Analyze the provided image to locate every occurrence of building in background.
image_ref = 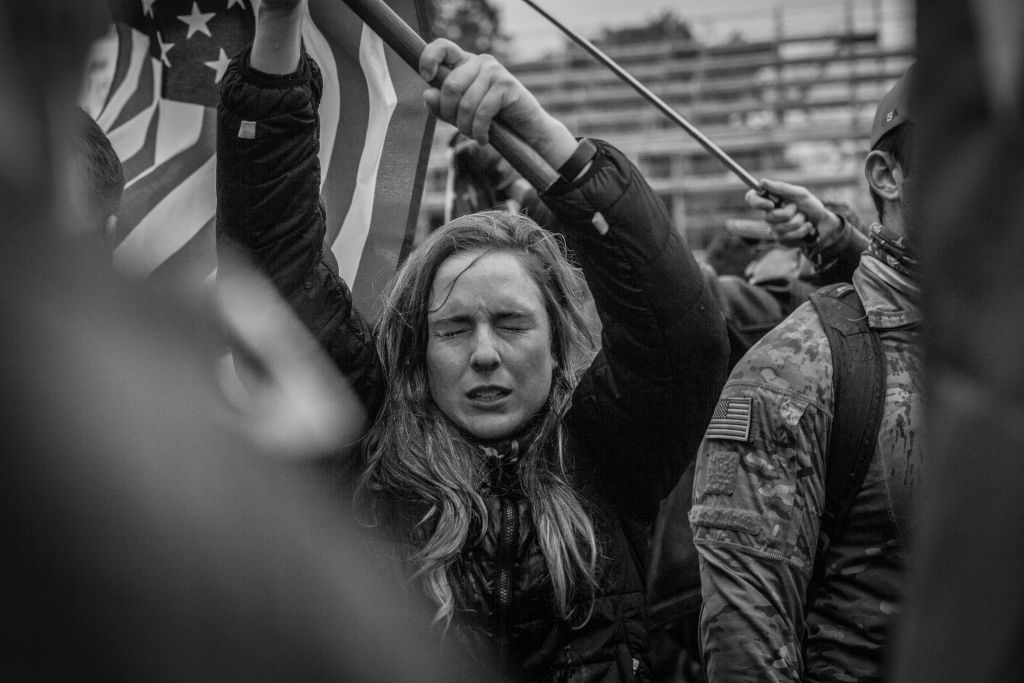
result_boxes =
[419,0,914,252]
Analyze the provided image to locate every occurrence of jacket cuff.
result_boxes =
[235,45,314,88]
[539,138,632,220]
[221,47,322,120]
[808,202,868,272]
[542,138,611,196]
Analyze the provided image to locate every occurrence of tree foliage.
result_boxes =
[599,11,694,46]
[426,0,508,57]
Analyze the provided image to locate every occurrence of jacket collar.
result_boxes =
[853,252,922,330]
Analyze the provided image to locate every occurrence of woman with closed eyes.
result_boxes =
[216,2,728,679]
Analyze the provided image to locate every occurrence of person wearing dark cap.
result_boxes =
[689,66,922,681]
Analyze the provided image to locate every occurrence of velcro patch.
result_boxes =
[778,397,807,427]
[703,451,739,495]
[689,504,761,537]
[238,120,256,139]
[706,396,752,442]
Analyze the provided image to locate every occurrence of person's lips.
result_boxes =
[466,385,512,404]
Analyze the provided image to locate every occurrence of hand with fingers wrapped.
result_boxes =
[419,39,578,173]
[745,178,843,248]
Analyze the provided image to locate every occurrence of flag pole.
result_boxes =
[520,0,766,196]
[339,0,560,192]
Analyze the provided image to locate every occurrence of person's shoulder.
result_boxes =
[726,301,833,402]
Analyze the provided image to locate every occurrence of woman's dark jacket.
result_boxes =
[216,50,728,681]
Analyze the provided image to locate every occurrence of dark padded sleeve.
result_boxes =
[216,49,383,416]
[543,140,729,521]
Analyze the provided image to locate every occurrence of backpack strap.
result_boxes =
[805,283,886,607]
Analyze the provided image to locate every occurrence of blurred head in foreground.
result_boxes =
[0,3,459,679]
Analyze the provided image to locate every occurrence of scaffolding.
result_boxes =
[419,0,915,249]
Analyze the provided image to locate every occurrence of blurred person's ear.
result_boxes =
[105,215,118,241]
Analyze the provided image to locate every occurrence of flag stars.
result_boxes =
[158,32,175,67]
[227,0,246,8]
[205,47,231,84]
[141,0,157,18]
[178,2,216,40]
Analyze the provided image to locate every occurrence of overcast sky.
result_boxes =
[490,0,914,59]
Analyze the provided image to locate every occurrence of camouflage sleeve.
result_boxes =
[689,306,833,681]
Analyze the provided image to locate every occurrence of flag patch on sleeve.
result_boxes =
[706,397,752,442]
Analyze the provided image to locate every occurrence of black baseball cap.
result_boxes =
[870,65,915,149]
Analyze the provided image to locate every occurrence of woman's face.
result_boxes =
[426,249,554,441]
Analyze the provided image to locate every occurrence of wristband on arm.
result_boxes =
[557,138,598,182]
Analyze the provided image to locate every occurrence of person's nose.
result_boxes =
[469,325,500,372]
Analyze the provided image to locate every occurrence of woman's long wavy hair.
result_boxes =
[356,210,600,629]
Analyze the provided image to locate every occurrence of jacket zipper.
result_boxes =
[495,495,517,668]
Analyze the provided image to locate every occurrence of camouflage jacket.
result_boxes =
[690,252,923,682]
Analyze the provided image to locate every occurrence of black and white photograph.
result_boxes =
[4,1,1020,681]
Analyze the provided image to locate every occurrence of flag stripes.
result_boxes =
[358,23,437,289]
[99,25,151,132]
[706,397,753,442]
[115,155,216,278]
[117,101,161,181]
[114,108,215,245]
[334,26,396,291]
[90,0,433,309]
[305,2,370,250]
[149,219,216,287]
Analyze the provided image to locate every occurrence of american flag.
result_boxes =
[705,396,752,442]
[87,0,434,308]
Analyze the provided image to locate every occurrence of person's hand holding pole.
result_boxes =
[745,178,841,247]
[419,39,579,180]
